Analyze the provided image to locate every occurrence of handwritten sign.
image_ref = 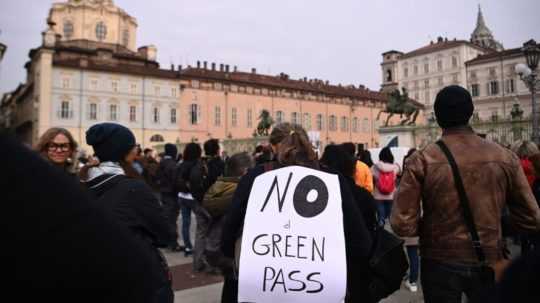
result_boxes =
[238,166,347,303]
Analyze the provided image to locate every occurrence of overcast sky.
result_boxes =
[1,0,539,94]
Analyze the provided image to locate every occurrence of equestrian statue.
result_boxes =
[256,109,274,136]
[376,87,424,126]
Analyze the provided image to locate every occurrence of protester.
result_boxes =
[400,148,420,293]
[511,140,539,187]
[340,142,374,193]
[142,148,160,193]
[221,122,373,303]
[372,146,401,226]
[202,152,254,276]
[391,85,540,303]
[320,144,378,231]
[82,123,174,302]
[157,143,183,252]
[203,139,225,191]
[523,152,540,252]
[35,127,79,176]
[2,132,176,303]
[176,142,209,267]
[132,144,144,174]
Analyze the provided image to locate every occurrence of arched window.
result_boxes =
[150,134,164,142]
[386,69,393,82]
[95,22,107,41]
[63,21,74,39]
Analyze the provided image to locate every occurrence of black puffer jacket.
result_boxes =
[87,174,173,247]
[177,160,206,202]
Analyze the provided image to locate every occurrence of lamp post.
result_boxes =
[516,39,540,144]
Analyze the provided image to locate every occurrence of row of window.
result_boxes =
[470,79,515,97]
[402,56,459,78]
[58,101,177,124]
[63,20,130,46]
[403,74,460,91]
[61,78,178,97]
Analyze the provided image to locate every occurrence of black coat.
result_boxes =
[204,156,225,192]
[1,133,170,303]
[220,163,373,302]
[157,156,178,194]
[177,160,206,202]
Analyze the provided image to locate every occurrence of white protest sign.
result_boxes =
[238,166,347,303]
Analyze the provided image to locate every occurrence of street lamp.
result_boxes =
[516,39,540,144]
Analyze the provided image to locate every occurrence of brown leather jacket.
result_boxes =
[391,127,540,264]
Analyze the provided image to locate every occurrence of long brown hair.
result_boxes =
[270,122,318,169]
[35,127,79,172]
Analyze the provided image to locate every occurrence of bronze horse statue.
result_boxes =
[376,88,423,126]
[256,109,274,136]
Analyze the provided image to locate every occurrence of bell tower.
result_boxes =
[380,50,403,93]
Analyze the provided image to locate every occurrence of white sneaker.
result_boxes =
[405,281,418,292]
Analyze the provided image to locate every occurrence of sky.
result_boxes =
[0,0,539,95]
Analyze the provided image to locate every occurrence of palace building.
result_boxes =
[0,0,392,151]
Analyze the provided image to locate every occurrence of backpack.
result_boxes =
[376,169,396,195]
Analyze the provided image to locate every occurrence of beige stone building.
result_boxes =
[0,0,394,152]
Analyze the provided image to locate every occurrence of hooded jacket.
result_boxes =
[203,176,240,218]
[371,161,401,200]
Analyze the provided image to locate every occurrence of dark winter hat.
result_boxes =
[434,85,474,128]
[86,123,136,162]
[164,143,178,158]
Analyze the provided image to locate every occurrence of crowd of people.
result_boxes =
[4,84,540,303]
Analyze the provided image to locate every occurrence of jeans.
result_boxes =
[421,258,493,303]
[180,198,193,250]
[406,245,419,283]
[376,200,393,226]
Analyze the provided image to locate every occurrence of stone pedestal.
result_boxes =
[378,125,417,148]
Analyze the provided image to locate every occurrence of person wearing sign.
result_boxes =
[221,123,373,303]
[372,147,401,227]
[391,86,540,303]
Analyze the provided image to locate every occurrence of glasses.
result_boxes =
[47,143,71,152]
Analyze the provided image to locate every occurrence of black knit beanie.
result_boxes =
[434,85,474,128]
[86,123,136,162]
[164,143,178,158]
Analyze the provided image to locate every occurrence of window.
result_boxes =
[129,105,136,122]
[424,79,429,89]
[63,21,74,39]
[154,86,160,96]
[62,78,70,89]
[95,22,107,41]
[59,101,71,119]
[352,117,359,132]
[122,29,129,47]
[424,63,429,74]
[438,77,444,86]
[231,107,238,127]
[506,79,515,94]
[170,108,176,124]
[452,56,458,68]
[489,81,499,95]
[316,114,323,131]
[109,104,118,121]
[303,113,311,130]
[489,68,496,77]
[153,107,160,123]
[291,112,298,125]
[89,103,97,120]
[470,71,477,79]
[414,80,419,89]
[413,65,418,75]
[362,118,370,133]
[471,84,480,97]
[329,115,337,131]
[150,134,164,142]
[437,60,443,71]
[111,81,118,92]
[403,68,409,78]
[340,116,348,132]
[386,69,393,82]
[214,106,221,126]
[414,92,419,101]
[171,88,177,98]
[130,84,137,94]
[90,79,98,90]
[452,74,459,84]
[247,109,253,128]
[424,91,430,105]
[276,111,284,123]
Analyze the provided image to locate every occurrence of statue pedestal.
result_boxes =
[378,126,417,148]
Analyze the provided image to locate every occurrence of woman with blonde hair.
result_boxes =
[35,127,79,175]
[220,122,373,302]
[511,140,539,187]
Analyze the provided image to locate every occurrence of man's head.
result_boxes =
[339,142,356,157]
[204,139,220,157]
[143,148,153,158]
[225,152,254,177]
[164,143,178,159]
[434,85,474,129]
